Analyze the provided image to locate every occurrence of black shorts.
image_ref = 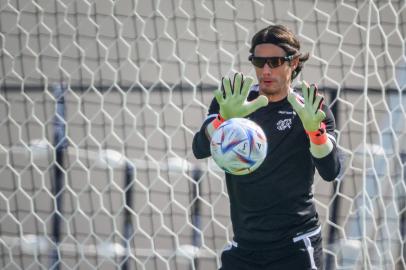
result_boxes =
[219,227,323,270]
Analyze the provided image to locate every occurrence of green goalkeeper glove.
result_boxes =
[288,81,333,158]
[214,73,268,120]
[287,81,326,132]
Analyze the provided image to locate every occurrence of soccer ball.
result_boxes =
[210,118,267,175]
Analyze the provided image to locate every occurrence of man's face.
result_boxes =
[252,43,298,101]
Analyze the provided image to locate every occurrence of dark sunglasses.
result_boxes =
[248,55,296,69]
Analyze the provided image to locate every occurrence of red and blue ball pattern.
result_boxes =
[210,118,267,175]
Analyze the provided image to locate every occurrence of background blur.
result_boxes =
[1,0,406,269]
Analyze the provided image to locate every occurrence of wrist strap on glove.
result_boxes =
[206,114,225,140]
[306,122,328,145]
[212,114,225,129]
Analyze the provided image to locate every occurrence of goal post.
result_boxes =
[1,0,406,270]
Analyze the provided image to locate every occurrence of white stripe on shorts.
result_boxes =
[222,240,238,252]
[293,226,321,270]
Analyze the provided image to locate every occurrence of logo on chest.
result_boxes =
[276,118,292,131]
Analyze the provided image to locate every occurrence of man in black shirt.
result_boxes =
[192,25,341,270]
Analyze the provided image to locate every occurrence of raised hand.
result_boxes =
[214,73,268,120]
[287,81,326,132]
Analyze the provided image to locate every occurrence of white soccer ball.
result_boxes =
[210,118,267,175]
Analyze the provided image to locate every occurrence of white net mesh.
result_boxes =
[1,0,406,269]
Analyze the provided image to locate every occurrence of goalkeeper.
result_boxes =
[192,24,341,270]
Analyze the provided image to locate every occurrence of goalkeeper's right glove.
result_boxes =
[206,73,268,139]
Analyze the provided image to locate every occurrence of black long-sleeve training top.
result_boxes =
[192,84,341,250]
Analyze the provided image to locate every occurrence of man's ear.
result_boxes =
[290,57,299,69]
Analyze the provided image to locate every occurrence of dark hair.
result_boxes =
[249,24,309,80]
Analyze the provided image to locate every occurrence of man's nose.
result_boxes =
[262,63,272,75]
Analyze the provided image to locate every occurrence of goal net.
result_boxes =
[0,0,405,269]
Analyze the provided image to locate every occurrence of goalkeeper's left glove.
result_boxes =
[288,81,325,133]
[288,81,333,157]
